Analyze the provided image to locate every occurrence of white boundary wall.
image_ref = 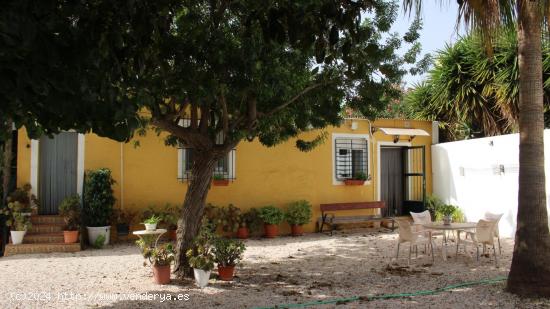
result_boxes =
[432,131,550,238]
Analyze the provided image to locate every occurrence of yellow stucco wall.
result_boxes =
[16,118,433,233]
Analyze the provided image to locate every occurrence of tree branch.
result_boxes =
[262,82,328,117]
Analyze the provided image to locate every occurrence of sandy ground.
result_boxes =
[1,228,549,309]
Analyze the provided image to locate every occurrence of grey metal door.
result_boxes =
[380,147,404,217]
[39,132,78,214]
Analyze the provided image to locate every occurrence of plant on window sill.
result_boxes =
[343,172,368,186]
[212,174,229,186]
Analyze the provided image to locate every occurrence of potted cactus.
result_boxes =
[59,195,81,243]
[1,201,32,244]
[285,200,312,236]
[212,237,246,281]
[258,206,285,238]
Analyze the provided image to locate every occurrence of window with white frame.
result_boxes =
[176,119,236,181]
[334,136,369,181]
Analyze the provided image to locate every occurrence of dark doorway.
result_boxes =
[380,147,404,217]
[38,132,78,214]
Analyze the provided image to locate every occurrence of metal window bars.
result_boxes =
[177,147,236,181]
[334,138,368,180]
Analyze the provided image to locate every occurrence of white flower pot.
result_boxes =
[10,230,26,245]
[86,226,111,246]
[144,223,157,231]
[193,268,211,288]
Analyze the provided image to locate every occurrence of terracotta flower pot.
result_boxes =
[290,225,304,236]
[217,265,235,281]
[344,179,365,186]
[63,230,79,243]
[213,179,229,186]
[237,227,249,239]
[169,229,177,241]
[152,265,171,284]
[263,224,279,238]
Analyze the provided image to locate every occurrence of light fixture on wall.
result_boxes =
[350,121,358,130]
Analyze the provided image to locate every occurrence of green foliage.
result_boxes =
[258,206,285,225]
[404,28,550,141]
[239,208,262,232]
[143,215,162,224]
[7,184,38,213]
[83,168,115,227]
[186,220,216,271]
[111,208,138,225]
[285,200,313,226]
[212,174,225,181]
[353,172,368,181]
[425,195,465,223]
[212,237,246,267]
[93,234,106,249]
[59,195,81,231]
[159,204,181,230]
[202,204,242,233]
[0,201,32,231]
[137,241,175,267]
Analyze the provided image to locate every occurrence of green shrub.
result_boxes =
[212,237,246,267]
[258,205,285,225]
[285,200,312,226]
[143,214,162,224]
[0,201,32,231]
[59,195,81,231]
[137,241,175,266]
[186,220,216,271]
[94,234,106,248]
[83,168,115,227]
[240,208,262,232]
[353,172,368,181]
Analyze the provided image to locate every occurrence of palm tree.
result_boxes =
[404,1,550,296]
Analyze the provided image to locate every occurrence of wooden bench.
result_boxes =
[317,201,395,235]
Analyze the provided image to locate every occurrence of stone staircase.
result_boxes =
[3,215,81,256]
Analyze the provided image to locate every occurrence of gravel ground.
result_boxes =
[1,228,549,309]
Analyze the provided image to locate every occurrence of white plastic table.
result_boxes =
[133,229,167,248]
[422,222,477,261]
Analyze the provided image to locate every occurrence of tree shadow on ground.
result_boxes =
[98,229,532,309]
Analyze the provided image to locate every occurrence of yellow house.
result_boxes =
[15,118,435,234]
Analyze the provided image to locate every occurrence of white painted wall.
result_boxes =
[432,131,550,237]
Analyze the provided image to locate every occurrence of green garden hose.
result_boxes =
[252,276,507,309]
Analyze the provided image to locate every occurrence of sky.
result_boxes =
[391,1,464,86]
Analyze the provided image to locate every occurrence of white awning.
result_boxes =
[378,127,430,137]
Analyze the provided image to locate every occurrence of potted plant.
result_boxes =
[212,174,229,186]
[160,204,180,240]
[285,200,312,236]
[112,208,138,236]
[237,208,263,239]
[83,168,115,246]
[187,220,216,288]
[258,205,285,238]
[212,237,246,281]
[344,172,368,185]
[137,241,175,285]
[0,201,32,244]
[7,184,39,216]
[440,204,457,225]
[143,214,161,231]
[217,204,241,237]
[59,195,81,243]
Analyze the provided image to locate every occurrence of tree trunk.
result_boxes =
[174,150,217,277]
[507,2,550,297]
[1,120,13,203]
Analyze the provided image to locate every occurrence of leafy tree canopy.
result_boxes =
[403,28,550,141]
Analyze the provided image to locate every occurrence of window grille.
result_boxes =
[178,147,236,181]
[334,138,368,180]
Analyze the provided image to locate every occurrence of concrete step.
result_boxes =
[4,243,80,256]
[30,215,65,225]
[23,232,65,244]
[28,224,64,234]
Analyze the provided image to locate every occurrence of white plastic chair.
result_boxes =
[410,210,445,239]
[456,219,498,266]
[484,212,503,254]
[395,218,435,264]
